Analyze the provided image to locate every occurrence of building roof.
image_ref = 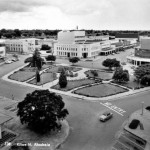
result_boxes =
[111,42,123,47]
[124,108,150,142]
[0,112,12,125]
[115,33,139,39]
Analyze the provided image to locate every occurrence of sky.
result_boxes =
[0,0,150,30]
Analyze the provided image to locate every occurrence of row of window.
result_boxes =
[57,47,78,51]
[8,44,23,47]
[9,47,23,52]
[57,51,77,56]
[82,48,88,51]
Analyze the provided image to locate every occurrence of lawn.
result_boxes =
[112,75,147,90]
[27,72,57,86]
[46,65,82,73]
[51,79,96,91]
[73,83,128,97]
[8,71,36,82]
[85,70,113,80]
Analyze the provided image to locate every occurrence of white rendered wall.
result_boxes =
[141,38,150,50]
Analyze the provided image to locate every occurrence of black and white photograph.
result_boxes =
[0,0,150,150]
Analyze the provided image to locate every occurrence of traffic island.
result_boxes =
[3,117,70,150]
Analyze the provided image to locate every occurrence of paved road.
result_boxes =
[0,54,150,150]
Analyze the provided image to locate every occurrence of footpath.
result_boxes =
[2,64,150,102]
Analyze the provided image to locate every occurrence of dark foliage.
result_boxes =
[41,44,51,50]
[141,75,150,86]
[46,55,56,62]
[134,64,150,81]
[24,50,45,70]
[59,70,68,88]
[102,58,120,70]
[69,57,80,65]
[17,90,69,134]
[112,67,129,82]
[36,70,40,83]
[90,70,98,77]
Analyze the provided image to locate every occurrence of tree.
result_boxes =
[46,55,56,63]
[141,75,150,86]
[59,70,67,88]
[14,29,21,37]
[91,70,98,78]
[69,57,80,65]
[113,67,129,83]
[41,44,51,50]
[134,64,150,81]
[17,90,69,134]
[36,70,40,83]
[24,50,45,70]
[102,58,120,70]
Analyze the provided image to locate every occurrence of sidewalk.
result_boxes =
[2,64,150,102]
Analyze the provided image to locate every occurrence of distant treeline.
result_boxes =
[0,29,149,39]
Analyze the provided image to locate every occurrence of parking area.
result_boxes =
[56,48,135,70]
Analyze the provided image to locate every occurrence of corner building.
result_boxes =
[54,30,101,58]
[127,37,150,66]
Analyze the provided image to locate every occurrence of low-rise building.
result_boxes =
[112,107,150,150]
[5,38,41,54]
[127,37,150,66]
[115,33,139,41]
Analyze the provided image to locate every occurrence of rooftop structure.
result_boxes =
[54,30,102,58]
[127,37,150,66]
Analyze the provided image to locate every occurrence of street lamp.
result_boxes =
[139,79,141,89]
[141,101,144,115]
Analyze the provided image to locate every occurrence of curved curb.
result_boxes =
[54,120,70,150]
[2,64,150,103]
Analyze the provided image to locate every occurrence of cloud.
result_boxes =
[47,0,112,15]
[0,0,150,30]
[0,0,47,13]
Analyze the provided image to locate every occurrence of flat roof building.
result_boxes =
[5,38,41,54]
[54,30,102,58]
[113,108,150,150]
[127,37,150,66]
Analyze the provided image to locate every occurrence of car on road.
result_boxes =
[5,60,13,64]
[99,111,113,122]
[11,58,19,62]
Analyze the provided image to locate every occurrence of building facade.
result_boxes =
[127,37,150,66]
[54,30,102,58]
[0,47,6,58]
[5,38,41,54]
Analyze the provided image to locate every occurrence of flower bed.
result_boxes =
[27,72,57,86]
[51,79,96,91]
[73,83,128,97]
[85,70,113,80]
[8,71,36,82]
[46,65,82,73]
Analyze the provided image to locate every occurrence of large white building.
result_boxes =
[5,38,41,54]
[54,30,102,58]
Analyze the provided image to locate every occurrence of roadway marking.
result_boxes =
[100,102,126,116]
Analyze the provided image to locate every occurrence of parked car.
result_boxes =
[11,58,19,62]
[99,111,113,122]
[5,60,13,64]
